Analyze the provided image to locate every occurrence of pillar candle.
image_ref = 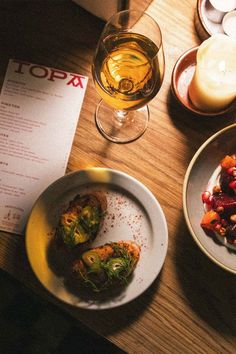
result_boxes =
[189,34,236,112]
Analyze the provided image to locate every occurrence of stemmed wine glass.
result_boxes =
[92,10,165,143]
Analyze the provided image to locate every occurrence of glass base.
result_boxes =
[95,100,149,143]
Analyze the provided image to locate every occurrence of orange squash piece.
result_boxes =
[200,210,220,230]
[220,155,236,170]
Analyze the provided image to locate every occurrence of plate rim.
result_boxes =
[183,123,236,275]
[25,167,169,309]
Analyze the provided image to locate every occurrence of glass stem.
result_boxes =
[114,109,128,123]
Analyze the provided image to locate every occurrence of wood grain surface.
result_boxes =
[0,1,236,353]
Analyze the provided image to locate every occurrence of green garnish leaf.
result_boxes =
[79,243,136,292]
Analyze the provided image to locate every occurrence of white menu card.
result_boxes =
[0,59,88,235]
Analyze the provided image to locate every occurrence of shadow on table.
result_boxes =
[166,88,236,156]
[174,214,236,337]
[0,1,104,87]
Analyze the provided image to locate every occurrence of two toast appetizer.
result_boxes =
[72,241,140,292]
[56,191,140,292]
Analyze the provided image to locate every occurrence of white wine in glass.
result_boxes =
[92,10,165,143]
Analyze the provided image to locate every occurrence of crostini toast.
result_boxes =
[72,241,140,292]
[56,191,107,249]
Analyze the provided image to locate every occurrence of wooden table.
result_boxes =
[0,1,236,353]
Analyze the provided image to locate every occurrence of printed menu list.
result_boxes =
[0,59,88,235]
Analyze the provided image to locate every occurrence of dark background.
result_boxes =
[0,269,125,353]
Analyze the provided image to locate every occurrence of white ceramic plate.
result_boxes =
[183,124,236,275]
[26,168,168,309]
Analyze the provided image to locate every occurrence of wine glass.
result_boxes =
[92,9,165,143]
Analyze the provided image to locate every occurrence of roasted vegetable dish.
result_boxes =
[201,154,236,246]
[57,192,107,249]
[72,241,140,292]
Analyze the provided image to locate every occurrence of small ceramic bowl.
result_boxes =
[195,0,225,40]
[183,123,236,274]
[171,46,236,116]
[222,10,236,39]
